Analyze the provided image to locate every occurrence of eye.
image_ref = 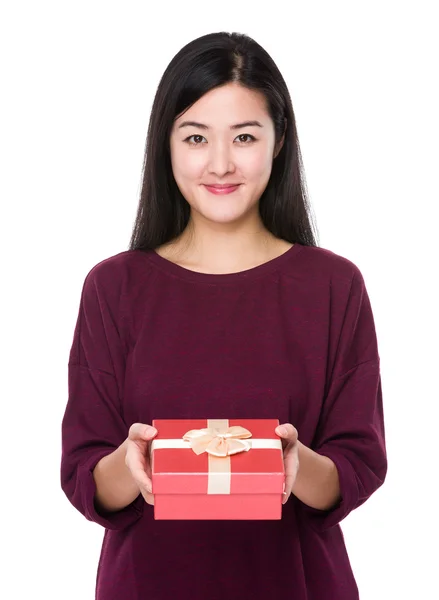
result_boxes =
[184,134,206,146]
[183,133,256,146]
[236,134,256,144]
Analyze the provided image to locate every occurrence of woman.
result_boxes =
[60,31,387,599]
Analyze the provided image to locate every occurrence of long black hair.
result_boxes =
[128,31,319,251]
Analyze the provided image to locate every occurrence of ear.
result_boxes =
[273,118,287,159]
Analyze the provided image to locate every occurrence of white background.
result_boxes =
[1,1,437,598]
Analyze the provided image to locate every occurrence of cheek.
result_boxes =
[173,152,204,183]
[240,149,273,178]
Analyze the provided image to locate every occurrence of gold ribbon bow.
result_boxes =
[182,425,253,457]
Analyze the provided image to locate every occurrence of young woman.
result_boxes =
[60,31,387,600]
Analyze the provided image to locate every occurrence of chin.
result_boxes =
[199,207,253,224]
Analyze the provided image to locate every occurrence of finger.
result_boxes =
[127,424,159,496]
[127,424,158,484]
[282,445,300,504]
[275,423,298,443]
[283,464,296,504]
[143,431,157,478]
[141,489,155,506]
[129,423,158,441]
[275,424,293,452]
[125,444,153,493]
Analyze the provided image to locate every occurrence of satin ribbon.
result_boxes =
[182,425,253,457]
[151,419,283,494]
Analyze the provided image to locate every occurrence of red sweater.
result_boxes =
[60,242,387,599]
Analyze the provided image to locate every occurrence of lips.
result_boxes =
[205,184,241,189]
[204,184,241,195]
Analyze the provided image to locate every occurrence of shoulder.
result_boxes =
[295,243,365,288]
[81,249,155,296]
[85,249,154,280]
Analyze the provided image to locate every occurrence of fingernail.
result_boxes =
[277,426,287,435]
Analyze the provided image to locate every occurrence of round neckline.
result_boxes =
[142,242,303,284]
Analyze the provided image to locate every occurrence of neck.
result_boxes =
[160,217,288,274]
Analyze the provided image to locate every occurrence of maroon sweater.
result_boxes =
[60,242,387,599]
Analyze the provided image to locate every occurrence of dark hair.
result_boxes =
[128,31,319,251]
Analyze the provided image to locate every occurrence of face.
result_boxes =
[169,83,284,228]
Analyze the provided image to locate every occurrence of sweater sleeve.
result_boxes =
[297,267,387,532]
[60,265,144,530]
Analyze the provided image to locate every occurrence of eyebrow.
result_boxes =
[177,120,264,130]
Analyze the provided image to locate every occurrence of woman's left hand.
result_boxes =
[275,423,300,504]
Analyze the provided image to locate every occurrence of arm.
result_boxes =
[93,439,141,513]
[60,265,145,530]
[295,268,387,532]
[292,442,341,511]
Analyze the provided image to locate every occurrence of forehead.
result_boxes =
[173,84,269,129]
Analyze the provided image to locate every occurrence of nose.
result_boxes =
[206,142,236,176]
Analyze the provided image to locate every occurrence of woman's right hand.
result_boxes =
[125,423,158,506]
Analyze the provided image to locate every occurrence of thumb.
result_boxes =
[128,423,158,442]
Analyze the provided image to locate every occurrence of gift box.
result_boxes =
[150,418,285,520]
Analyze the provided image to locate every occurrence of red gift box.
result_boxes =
[150,418,286,520]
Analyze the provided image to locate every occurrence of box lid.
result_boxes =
[151,418,285,495]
